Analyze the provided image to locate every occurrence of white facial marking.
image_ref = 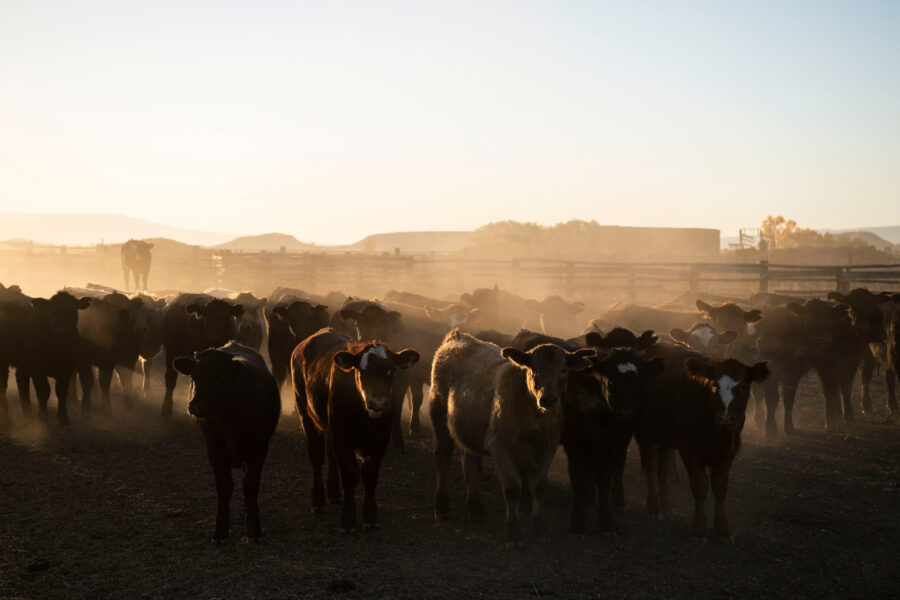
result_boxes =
[617,363,638,374]
[718,375,739,411]
[366,408,383,419]
[359,345,388,371]
[746,323,757,336]
[691,325,716,347]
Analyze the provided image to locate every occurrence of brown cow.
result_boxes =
[291,328,419,533]
[430,330,594,546]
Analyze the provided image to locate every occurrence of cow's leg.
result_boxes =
[638,440,661,520]
[0,365,8,418]
[817,369,843,429]
[210,454,233,542]
[15,368,31,417]
[325,442,341,505]
[98,367,114,411]
[360,452,383,530]
[140,357,153,399]
[595,453,616,535]
[390,384,406,453]
[710,461,734,542]
[765,379,780,440]
[611,433,631,511]
[461,452,483,519]
[680,452,709,542]
[430,394,454,520]
[333,436,360,534]
[243,456,264,540]
[859,355,875,415]
[782,383,798,438]
[838,364,855,424]
[885,368,898,416]
[123,268,130,291]
[297,401,327,513]
[658,447,675,518]
[565,446,590,536]
[751,383,765,429]
[490,447,523,548]
[78,364,93,415]
[408,381,424,437]
[115,364,135,410]
[55,373,71,425]
[529,464,553,540]
[162,356,177,419]
[33,375,50,421]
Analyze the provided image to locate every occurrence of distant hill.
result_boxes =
[346,231,472,253]
[215,233,315,251]
[0,213,236,247]
[824,226,900,245]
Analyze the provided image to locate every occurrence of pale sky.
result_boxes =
[1,1,898,244]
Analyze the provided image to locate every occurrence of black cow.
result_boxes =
[638,342,769,541]
[75,292,146,413]
[0,284,32,419]
[265,291,330,393]
[174,342,280,542]
[509,330,663,535]
[291,328,418,532]
[161,294,243,418]
[27,291,92,424]
[121,239,153,292]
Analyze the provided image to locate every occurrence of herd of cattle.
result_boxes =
[0,281,897,546]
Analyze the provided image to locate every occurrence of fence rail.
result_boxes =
[2,243,899,304]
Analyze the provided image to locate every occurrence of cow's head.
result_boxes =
[339,303,402,342]
[828,289,893,344]
[591,349,664,420]
[685,357,770,430]
[585,327,657,351]
[500,344,595,411]
[333,344,420,419]
[424,304,483,330]
[787,299,852,357]
[32,291,91,339]
[271,301,330,341]
[669,323,738,358]
[174,349,241,420]
[696,300,763,337]
[187,299,243,347]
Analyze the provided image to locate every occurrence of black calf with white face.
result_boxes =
[593,349,664,420]
[685,357,770,429]
[501,344,595,411]
[333,344,420,419]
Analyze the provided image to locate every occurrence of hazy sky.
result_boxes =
[1,1,898,244]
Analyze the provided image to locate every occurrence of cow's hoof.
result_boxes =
[691,536,707,544]
[241,535,261,544]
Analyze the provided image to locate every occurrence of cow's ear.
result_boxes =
[718,330,739,345]
[154,298,166,309]
[786,302,803,317]
[272,306,289,320]
[339,308,360,322]
[745,309,763,324]
[696,300,714,314]
[669,328,688,344]
[584,331,607,348]
[173,357,196,375]
[333,351,360,371]
[644,356,665,377]
[467,308,484,323]
[231,304,244,318]
[187,304,205,317]
[566,348,596,371]
[31,298,49,310]
[568,301,585,314]
[393,349,420,369]
[501,347,531,368]
[129,297,144,310]
[684,357,714,381]
[315,304,328,312]
[750,361,771,383]
[827,291,847,303]
[77,297,92,310]
[638,330,658,349]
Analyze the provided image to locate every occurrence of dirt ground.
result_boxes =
[0,368,897,600]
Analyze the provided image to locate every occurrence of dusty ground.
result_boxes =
[0,370,898,600]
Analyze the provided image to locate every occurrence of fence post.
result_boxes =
[758,260,769,294]
[627,265,637,302]
[565,262,575,298]
[834,267,848,292]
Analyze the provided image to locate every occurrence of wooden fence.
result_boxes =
[2,243,899,305]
